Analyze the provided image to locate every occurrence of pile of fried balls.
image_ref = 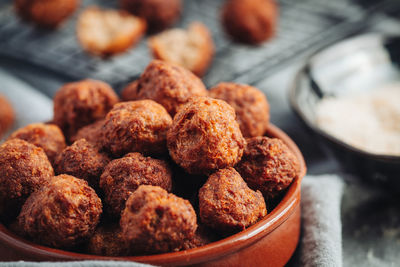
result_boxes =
[0,60,299,256]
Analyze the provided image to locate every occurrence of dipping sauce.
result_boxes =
[315,83,400,156]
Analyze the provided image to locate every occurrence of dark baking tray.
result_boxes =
[0,0,396,88]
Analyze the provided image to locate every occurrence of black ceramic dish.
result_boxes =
[290,33,400,190]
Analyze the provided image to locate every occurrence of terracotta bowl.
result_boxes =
[0,124,306,267]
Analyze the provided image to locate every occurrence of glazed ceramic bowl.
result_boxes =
[290,33,400,190]
[0,124,306,267]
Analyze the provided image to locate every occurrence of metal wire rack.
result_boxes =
[0,0,396,88]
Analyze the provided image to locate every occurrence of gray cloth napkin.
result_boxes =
[0,69,345,267]
[300,175,344,267]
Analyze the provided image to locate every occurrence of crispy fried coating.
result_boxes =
[69,119,105,147]
[120,80,139,101]
[14,0,79,28]
[209,82,270,137]
[236,137,299,199]
[222,0,278,44]
[77,6,146,57]
[100,152,172,217]
[53,79,119,140]
[120,185,197,254]
[149,22,215,77]
[167,96,245,175]
[120,0,182,33]
[101,100,172,157]
[17,174,102,248]
[86,223,129,256]
[136,60,208,116]
[54,139,110,189]
[0,94,15,139]
[199,168,267,233]
[0,139,54,221]
[8,123,66,164]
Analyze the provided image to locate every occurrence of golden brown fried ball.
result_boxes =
[69,119,105,147]
[120,80,139,101]
[0,94,15,139]
[120,185,197,254]
[0,139,54,221]
[54,139,110,189]
[149,22,215,77]
[8,123,66,164]
[222,0,278,44]
[100,152,172,217]
[236,137,299,199]
[167,96,245,175]
[53,79,119,140]
[199,168,267,233]
[101,100,172,157]
[17,174,102,249]
[77,6,147,57]
[86,223,129,256]
[14,0,80,28]
[120,0,182,33]
[209,82,270,137]
[136,60,208,116]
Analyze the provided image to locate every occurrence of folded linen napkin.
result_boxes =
[0,69,345,267]
[300,175,344,267]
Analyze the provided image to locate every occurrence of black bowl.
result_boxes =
[290,33,400,190]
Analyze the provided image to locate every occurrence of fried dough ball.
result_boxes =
[8,123,66,164]
[236,137,299,199]
[100,152,172,217]
[69,119,105,147]
[120,0,182,33]
[209,82,270,137]
[149,22,215,77]
[77,6,146,57]
[222,0,278,44]
[0,94,15,139]
[167,96,245,175]
[86,223,128,256]
[14,0,79,28]
[101,100,172,157]
[54,139,110,189]
[120,185,197,254]
[136,60,208,116]
[0,139,54,221]
[17,174,102,249]
[120,80,139,101]
[199,168,267,233]
[53,79,119,140]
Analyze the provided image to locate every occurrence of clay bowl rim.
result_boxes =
[0,123,306,265]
